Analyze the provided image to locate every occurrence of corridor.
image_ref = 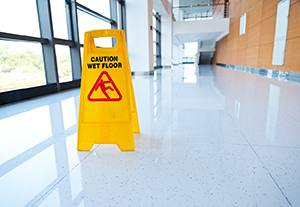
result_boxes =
[0,64,299,206]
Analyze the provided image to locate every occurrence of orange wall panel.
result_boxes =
[238,33,248,49]
[246,46,259,67]
[249,0,260,8]
[231,50,238,65]
[247,24,261,48]
[237,48,247,66]
[231,36,238,51]
[284,37,300,73]
[287,1,300,39]
[290,0,300,5]
[229,3,240,24]
[258,43,273,69]
[247,0,262,29]
[259,15,276,45]
[240,0,249,16]
[261,0,280,20]
[214,0,300,73]
[232,20,239,37]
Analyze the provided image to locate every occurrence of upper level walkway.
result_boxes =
[172,3,230,55]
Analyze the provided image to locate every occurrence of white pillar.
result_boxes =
[173,44,180,65]
[126,0,153,74]
[161,0,173,67]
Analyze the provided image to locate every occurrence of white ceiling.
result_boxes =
[174,32,224,43]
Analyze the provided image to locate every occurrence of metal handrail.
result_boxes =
[173,2,229,21]
[172,3,228,9]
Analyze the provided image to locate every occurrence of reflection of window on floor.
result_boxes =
[182,42,197,63]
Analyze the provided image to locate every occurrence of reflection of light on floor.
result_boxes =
[183,65,197,83]
[61,97,76,130]
[0,146,57,207]
[154,81,157,93]
[265,84,281,144]
[235,99,241,119]
[0,106,52,165]
[154,106,157,116]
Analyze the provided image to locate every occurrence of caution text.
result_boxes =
[87,62,122,69]
[87,56,122,69]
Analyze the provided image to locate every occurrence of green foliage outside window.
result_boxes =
[0,45,43,72]
[0,44,72,92]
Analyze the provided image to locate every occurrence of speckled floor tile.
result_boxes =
[0,65,299,207]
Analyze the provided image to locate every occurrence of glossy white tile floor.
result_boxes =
[0,64,300,207]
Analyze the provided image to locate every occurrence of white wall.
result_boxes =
[172,44,180,64]
[161,0,172,67]
[126,0,153,73]
[173,18,230,35]
[153,0,168,15]
[161,15,172,66]
[173,0,179,7]
[148,0,154,72]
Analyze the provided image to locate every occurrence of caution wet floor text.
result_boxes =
[77,29,139,151]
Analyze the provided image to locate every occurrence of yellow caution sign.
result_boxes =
[77,29,139,151]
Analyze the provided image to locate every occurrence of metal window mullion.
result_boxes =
[76,2,115,24]
[156,14,161,67]
[120,0,126,32]
[0,32,48,44]
[116,1,121,30]
[110,0,117,47]
[66,0,81,80]
[36,0,60,91]
[110,0,118,29]
[54,38,75,47]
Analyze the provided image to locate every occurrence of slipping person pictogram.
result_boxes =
[96,79,114,99]
[87,71,122,102]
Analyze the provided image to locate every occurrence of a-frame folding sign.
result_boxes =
[77,29,140,151]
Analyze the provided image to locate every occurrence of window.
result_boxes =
[153,10,161,68]
[77,10,111,44]
[182,42,197,63]
[0,0,124,105]
[55,45,72,83]
[76,0,111,18]
[153,42,157,67]
[0,40,45,92]
[272,0,290,65]
[0,0,40,37]
[240,13,246,36]
[50,0,69,39]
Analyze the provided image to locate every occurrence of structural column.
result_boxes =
[161,0,173,67]
[126,0,154,74]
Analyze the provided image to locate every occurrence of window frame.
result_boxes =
[0,0,124,105]
[153,11,161,69]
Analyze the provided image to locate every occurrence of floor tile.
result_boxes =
[0,64,299,207]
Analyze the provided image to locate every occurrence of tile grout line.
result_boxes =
[210,66,293,206]
[245,139,293,207]
[228,111,293,206]
[29,147,97,207]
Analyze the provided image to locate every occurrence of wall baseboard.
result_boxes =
[216,63,300,85]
